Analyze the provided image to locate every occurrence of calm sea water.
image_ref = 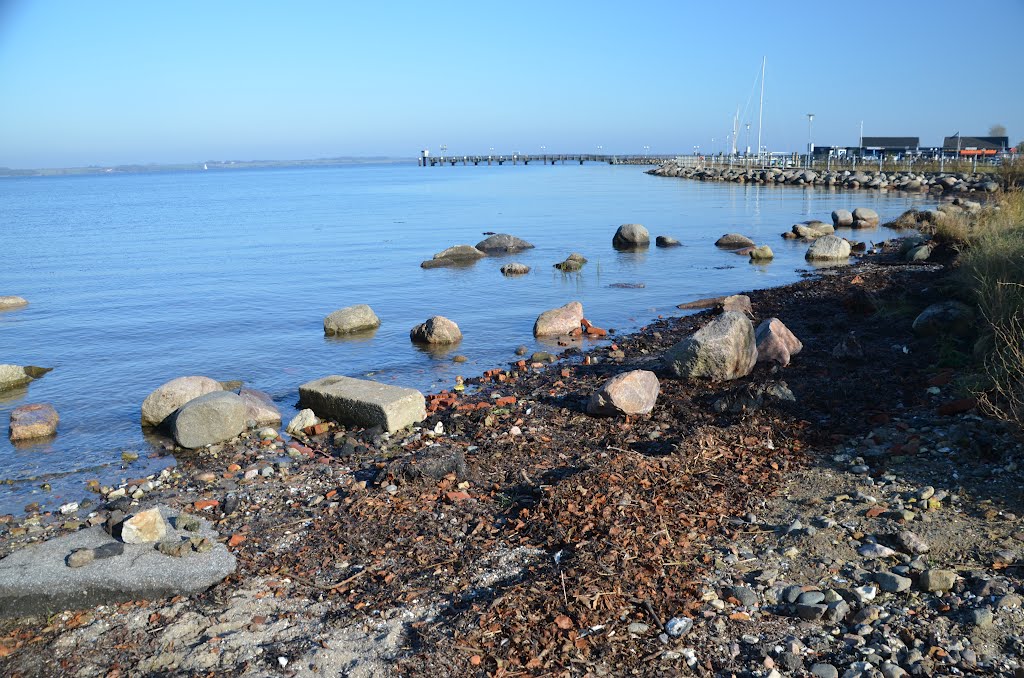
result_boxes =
[0,163,927,513]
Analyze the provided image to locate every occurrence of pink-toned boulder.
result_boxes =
[533,301,584,337]
[755,318,803,367]
[587,370,660,416]
[141,376,223,427]
[9,403,59,441]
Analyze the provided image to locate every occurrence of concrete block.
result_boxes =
[298,375,426,433]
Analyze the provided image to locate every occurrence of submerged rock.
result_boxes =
[238,388,282,428]
[852,207,880,228]
[612,223,650,249]
[0,295,28,310]
[715,233,755,249]
[475,233,534,254]
[500,262,530,276]
[9,403,59,441]
[324,304,380,335]
[831,209,854,228]
[410,316,462,344]
[805,235,851,261]
[533,301,584,337]
[0,364,51,392]
[420,244,485,269]
[749,245,774,261]
[655,235,681,247]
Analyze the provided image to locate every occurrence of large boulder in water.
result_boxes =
[533,301,584,337]
[664,311,758,381]
[324,304,380,335]
[852,207,880,229]
[587,370,660,416]
[0,296,28,310]
[805,235,851,261]
[420,245,485,269]
[169,391,247,449]
[715,233,755,249]
[831,209,854,228]
[410,316,462,344]
[475,234,534,254]
[0,365,51,392]
[612,224,650,250]
[9,403,59,441]
[141,376,223,428]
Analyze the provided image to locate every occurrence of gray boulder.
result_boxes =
[905,245,932,262]
[612,223,650,249]
[664,311,758,381]
[656,235,682,247]
[420,244,485,269]
[852,207,880,228]
[170,391,247,449]
[912,301,976,338]
[141,376,223,428]
[792,222,834,239]
[238,388,282,427]
[587,370,660,416]
[298,375,426,434]
[410,315,462,344]
[0,505,234,618]
[749,245,774,261]
[475,233,534,254]
[324,304,380,335]
[715,233,755,249]
[533,301,584,336]
[501,262,531,276]
[805,235,851,261]
[0,364,52,392]
[0,296,28,310]
[831,209,854,228]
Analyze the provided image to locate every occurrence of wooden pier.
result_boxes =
[418,153,675,167]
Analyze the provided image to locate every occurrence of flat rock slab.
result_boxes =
[0,506,235,618]
[298,375,426,434]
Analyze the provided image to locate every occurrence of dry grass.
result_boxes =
[959,191,1024,429]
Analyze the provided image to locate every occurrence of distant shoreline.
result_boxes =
[0,156,414,178]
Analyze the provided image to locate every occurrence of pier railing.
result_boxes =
[419,154,673,167]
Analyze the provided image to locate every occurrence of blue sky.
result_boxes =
[1,0,1021,168]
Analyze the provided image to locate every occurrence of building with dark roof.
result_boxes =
[861,137,920,152]
[942,135,1010,155]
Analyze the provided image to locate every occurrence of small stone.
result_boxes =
[858,543,897,559]
[59,502,79,515]
[92,542,124,559]
[851,586,877,603]
[627,622,650,634]
[665,617,693,637]
[66,548,95,568]
[874,572,912,593]
[920,568,957,592]
[190,536,214,553]
[797,591,825,605]
[175,514,201,532]
[894,530,930,555]
[120,507,168,544]
[796,603,827,620]
[157,539,192,558]
[968,608,994,628]
[811,663,839,678]
[728,586,758,607]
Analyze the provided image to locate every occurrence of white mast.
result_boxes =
[756,56,765,164]
[731,107,739,155]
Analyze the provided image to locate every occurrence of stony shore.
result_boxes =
[2,236,1023,677]
[648,159,1002,194]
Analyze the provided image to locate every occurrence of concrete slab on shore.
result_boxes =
[298,375,426,434]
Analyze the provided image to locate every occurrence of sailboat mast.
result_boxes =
[732,108,739,156]
[756,56,765,164]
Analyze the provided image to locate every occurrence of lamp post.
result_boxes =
[643,145,650,157]
[745,123,751,156]
[806,113,814,168]
[440,144,447,161]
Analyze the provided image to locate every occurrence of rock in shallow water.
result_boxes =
[410,315,462,344]
[170,391,247,449]
[9,403,59,441]
[533,301,584,337]
[323,304,380,335]
[141,375,223,428]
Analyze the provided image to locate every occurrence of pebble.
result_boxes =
[920,568,957,592]
[665,617,693,637]
[968,608,994,627]
[66,548,94,568]
[874,572,912,593]
[59,502,79,515]
[627,622,649,634]
[894,530,930,554]
[797,591,825,605]
[811,663,839,678]
[858,543,897,559]
[728,586,758,607]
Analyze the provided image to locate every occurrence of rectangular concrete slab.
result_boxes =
[298,375,426,433]
[0,506,235,618]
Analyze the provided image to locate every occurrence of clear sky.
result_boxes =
[1,0,1021,168]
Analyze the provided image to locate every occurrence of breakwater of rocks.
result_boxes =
[647,159,1001,193]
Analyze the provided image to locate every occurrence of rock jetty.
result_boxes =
[648,159,1001,193]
